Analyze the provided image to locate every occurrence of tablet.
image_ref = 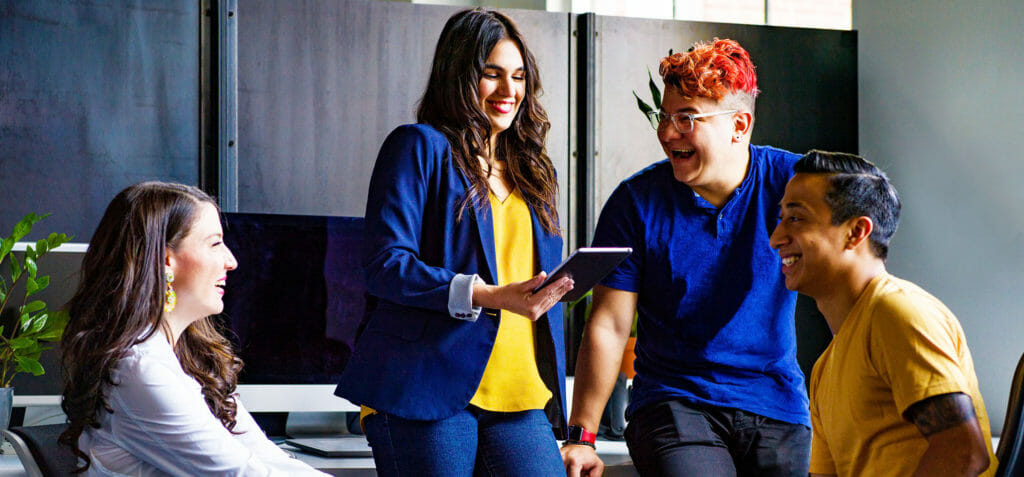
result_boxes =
[284,436,373,458]
[532,247,632,302]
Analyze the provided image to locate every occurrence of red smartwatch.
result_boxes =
[565,425,597,448]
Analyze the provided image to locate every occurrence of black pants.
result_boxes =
[624,399,811,477]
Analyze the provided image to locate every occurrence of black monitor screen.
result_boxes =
[219,213,366,385]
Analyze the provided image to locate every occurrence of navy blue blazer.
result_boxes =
[335,124,567,434]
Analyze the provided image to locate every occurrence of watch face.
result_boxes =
[567,425,584,440]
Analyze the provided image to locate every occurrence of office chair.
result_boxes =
[996,351,1024,477]
[2,424,77,477]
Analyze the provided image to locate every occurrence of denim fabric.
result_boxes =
[364,407,566,477]
[624,399,811,477]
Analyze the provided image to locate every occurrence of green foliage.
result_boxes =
[0,213,71,388]
[633,67,664,130]
[567,289,638,337]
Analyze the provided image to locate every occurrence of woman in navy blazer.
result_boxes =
[336,8,574,476]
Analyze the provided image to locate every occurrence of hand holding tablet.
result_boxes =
[532,247,632,302]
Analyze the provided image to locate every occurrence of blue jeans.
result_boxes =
[363,407,566,477]
[625,399,811,477]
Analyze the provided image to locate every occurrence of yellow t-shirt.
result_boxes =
[468,189,552,411]
[808,273,997,476]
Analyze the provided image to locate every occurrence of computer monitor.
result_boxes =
[219,213,366,412]
[8,212,367,416]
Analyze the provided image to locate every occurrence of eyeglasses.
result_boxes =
[644,109,738,134]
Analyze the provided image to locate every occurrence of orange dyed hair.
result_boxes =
[659,38,759,102]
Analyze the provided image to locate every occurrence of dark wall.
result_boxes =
[0,0,199,242]
[235,0,570,222]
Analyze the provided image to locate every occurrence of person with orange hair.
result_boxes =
[562,39,811,476]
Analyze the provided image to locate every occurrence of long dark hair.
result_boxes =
[58,182,243,472]
[417,8,560,235]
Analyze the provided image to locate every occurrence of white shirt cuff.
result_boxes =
[448,273,484,321]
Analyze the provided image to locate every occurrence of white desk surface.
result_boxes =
[281,436,636,477]
[0,437,636,477]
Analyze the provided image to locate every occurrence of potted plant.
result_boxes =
[0,213,71,431]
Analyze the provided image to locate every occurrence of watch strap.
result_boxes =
[566,425,597,444]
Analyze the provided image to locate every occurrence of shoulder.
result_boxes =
[866,275,961,339]
[111,333,187,389]
[615,160,673,196]
[380,124,451,156]
[388,123,447,143]
[750,144,800,191]
[374,124,454,176]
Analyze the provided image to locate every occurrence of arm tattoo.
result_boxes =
[905,392,977,437]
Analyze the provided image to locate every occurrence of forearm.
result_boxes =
[912,425,990,477]
[472,282,503,309]
[569,327,628,431]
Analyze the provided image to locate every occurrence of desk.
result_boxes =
[0,434,636,476]
[282,437,637,477]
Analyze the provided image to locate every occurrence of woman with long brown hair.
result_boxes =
[59,182,325,475]
[335,8,574,476]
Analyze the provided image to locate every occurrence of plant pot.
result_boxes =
[620,336,637,379]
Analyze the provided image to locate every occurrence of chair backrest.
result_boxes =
[2,424,78,477]
[996,351,1024,477]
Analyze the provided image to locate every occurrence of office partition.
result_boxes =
[234,0,571,225]
[0,0,200,241]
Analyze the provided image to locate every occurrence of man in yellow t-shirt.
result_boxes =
[769,150,996,477]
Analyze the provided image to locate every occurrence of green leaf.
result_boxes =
[22,312,47,335]
[35,238,48,255]
[24,244,36,261]
[15,356,44,376]
[8,337,34,350]
[633,92,658,129]
[26,275,48,297]
[36,310,67,341]
[633,91,653,114]
[11,213,43,243]
[648,68,661,110]
[19,300,45,315]
[25,254,37,278]
[47,232,70,249]
[0,237,14,264]
[25,276,38,296]
[9,253,21,282]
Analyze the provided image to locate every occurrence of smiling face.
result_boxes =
[769,173,853,299]
[657,87,748,201]
[478,38,525,143]
[165,202,237,322]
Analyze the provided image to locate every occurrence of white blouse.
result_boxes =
[79,331,328,476]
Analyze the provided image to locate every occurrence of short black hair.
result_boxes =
[793,150,901,259]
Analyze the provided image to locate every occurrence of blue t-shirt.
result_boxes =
[592,145,809,426]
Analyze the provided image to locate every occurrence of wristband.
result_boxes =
[565,425,597,445]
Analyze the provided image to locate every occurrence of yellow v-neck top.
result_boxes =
[360,189,551,422]
[469,189,552,411]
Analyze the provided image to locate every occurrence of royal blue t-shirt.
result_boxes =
[593,145,809,426]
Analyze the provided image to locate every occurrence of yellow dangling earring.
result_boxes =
[164,270,176,313]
